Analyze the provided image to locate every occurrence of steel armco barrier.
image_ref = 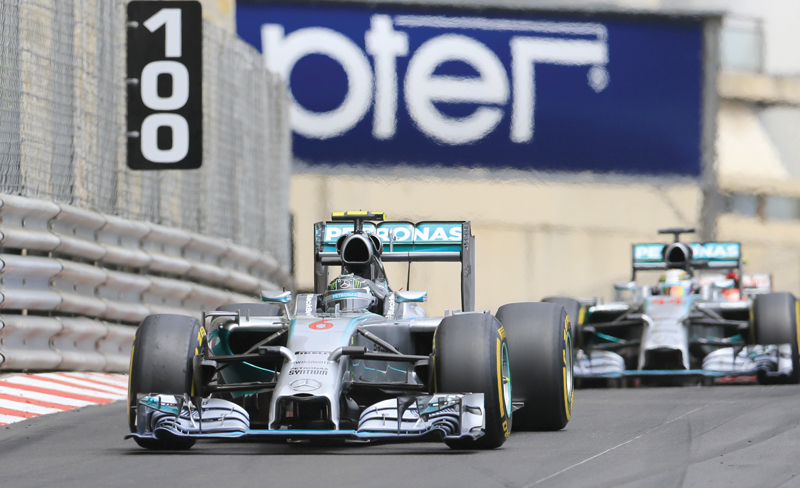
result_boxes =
[0,193,294,373]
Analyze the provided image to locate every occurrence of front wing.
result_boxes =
[126,393,486,445]
[575,345,793,380]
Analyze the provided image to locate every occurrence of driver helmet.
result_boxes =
[658,269,695,297]
[322,274,377,313]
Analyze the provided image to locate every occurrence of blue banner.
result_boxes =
[237,3,705,176]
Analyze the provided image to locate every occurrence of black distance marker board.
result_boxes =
[127,1,202,170]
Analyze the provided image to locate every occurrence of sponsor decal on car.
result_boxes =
[309,320,334,330]
[328,292,360,300]
[323,222,462,244]
[690,243,740,260]
[633,242,741,263]
[288,367,329,376]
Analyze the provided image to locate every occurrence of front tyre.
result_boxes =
[433,312,511,450]
[128,314,203,450]
[496,302,573,431]
[753,292,800,384]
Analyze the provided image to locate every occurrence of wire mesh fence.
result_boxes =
[0,0,291,267]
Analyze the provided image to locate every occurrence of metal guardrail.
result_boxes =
[0,1,292,267]
[0,193,294,372]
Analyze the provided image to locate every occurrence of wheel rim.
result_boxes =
[501,342,512,417]
[565,330,574,404]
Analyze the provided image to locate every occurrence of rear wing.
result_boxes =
[313,221,476,311]
[632,242,742,278]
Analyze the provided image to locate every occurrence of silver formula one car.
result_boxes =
[546,228,799,387]
[126,211,573,450]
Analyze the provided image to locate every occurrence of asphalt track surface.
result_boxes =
[2,386,800,488]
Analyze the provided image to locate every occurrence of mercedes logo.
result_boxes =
[290,378,322,392]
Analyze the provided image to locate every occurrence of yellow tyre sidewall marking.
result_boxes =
[562,315,572,420]
[496,337,505,418]
[496,335,511,438]
[191,326,207,396]
[795,300,799,359]
[196,326,206,356]
[432,332,437,392]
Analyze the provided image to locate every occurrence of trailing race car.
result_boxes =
[547,228,799,386]
[126,211,573,450]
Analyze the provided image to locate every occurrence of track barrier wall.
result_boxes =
[0,193,293,372]
[0,0,291,265]
[0,1,293,372]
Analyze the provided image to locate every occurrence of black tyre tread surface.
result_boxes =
[216,302,282,316]
[542,296,584,349]
[496,302,572,431]
[542,297,581,327]
[433,312,510,450]
[753,292,799,384]
[128,314,202,450]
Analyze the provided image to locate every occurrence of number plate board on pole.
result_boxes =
[127,1,202,170]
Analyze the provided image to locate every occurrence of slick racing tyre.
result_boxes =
[216,302,282,316]
[128,314,203,450]
[496,302,573,431]
[543,296,584,350]
[433,312,511,450]
[753,292,800,384]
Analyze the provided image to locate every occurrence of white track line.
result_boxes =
[526,404,712,486]
[0,413,27,424]
[40,374,127,395]
[0,398,61,415]
[73,372,129,384]
[0,373,128,425]
[4,377,123,400]
[63,372,129,388]
[0,385,94,407]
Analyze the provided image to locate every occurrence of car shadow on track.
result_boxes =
[119,444,475,456]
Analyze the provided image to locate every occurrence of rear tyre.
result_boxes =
[753,292,800,384]
[128,314,203,450]
[433,312,511,450]
[216,302,281,316]
[542,296,584,349]
[496,302,572,431]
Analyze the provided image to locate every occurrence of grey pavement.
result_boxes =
[1,386,799,488]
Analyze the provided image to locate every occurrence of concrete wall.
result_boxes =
[717,215,800,293]
[291,172,702,314]
[716,75,800,297]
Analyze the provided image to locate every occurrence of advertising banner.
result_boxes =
[238,2,706,176]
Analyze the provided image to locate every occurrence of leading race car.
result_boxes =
[547,228,799,387]
[126,211,573,450]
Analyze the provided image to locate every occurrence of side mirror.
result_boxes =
[261,290,292,303]
[613,281,636,291]
[614,281,637,302]
[711,279,735,290]
[396,291,427,303]
[262,290,292,318]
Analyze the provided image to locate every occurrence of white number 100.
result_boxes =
[139,8,190,164]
